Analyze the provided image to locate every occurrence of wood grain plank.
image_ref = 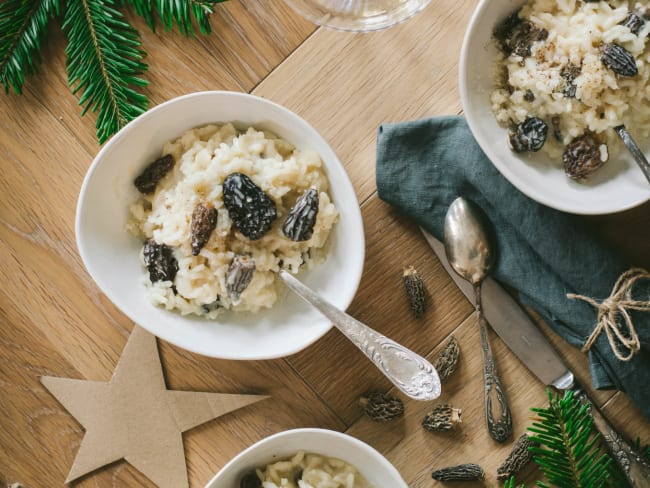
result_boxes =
[343,310,646,487]
[252,0,476,203]
[0,309,344,487]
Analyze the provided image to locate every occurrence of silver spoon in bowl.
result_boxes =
[444,197,512,442]
[614,125,650,184]
[278,269,441,401]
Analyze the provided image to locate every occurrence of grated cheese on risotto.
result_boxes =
[253,451,372,488]
[127,123,338,317]
[491,0,650,164]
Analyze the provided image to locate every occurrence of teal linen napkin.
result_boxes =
[376,115,650,419]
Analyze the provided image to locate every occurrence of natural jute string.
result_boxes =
[567,268,650,362]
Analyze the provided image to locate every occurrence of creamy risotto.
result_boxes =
[243,451,372,488]
[491,0,650,179]
[128,123,338,317]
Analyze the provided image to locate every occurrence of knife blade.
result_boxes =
[421,228,650,487]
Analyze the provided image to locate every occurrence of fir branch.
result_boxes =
[528,390,611,488]
[0,0,59,94]
[63,0,149,143]
[126,0,226,35]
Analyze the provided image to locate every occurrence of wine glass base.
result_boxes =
[284,0,432,32]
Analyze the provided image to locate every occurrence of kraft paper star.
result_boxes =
[41,326,268,487]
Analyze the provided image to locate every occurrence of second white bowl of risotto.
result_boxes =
[76,91,364,359]
[204,428,408,488]
[460,0,650,214]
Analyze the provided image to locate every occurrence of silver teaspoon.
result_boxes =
[614,125,650,184]
[278,269,441,401]
[444,197,512,442]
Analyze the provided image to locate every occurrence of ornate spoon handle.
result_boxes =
[475,282,512,442]
[568,382,650,488]
[278,270,441,401]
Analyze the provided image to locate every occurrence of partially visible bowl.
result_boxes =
[76,91,364,360]
[459,0,650,215]
[204,428,408,487]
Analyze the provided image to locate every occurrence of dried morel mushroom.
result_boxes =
[497,433,536,481]
[494,12,548,58]
[563,132,608,180]
[222,173,277,240]
[283,187,319,242]
[143,238,178,283]
[422,404,462,432]
[359,392,404,422]
[190,204,218,255]
[620,11,645,35]
[431,463,484,482]
[508,117,547,153]
[510,21,548,57]
[601,43,638,77]
[134,154,175,194]
[403,266,426,317]
[494,9,523,50]
[239,471,261,488]
[226,255,256,301]
[433,336,460,383]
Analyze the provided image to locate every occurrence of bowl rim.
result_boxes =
[203,427,408,488]
[459,0,650,215]
[75,90,365,359]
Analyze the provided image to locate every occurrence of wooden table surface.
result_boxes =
[2,1,649,487]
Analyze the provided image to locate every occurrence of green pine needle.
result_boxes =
[2,0,224,143]
[0,0,60,94]
[528,390,612,488]
[63,0,149,143]
[126,0,227,35]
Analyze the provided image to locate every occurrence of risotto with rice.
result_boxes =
[490,0,650,180]
[242,451,372,488]
[127,123,338,317]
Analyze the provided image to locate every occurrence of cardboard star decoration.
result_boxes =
[41,326,268,487]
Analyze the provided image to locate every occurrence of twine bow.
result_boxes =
[567,268,650,362]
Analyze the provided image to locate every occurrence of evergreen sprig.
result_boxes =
[528,390,612,488]
[129,0,226,35]
[496,393,649,488]
[0,0,226,144]
[64,0,149,143]
[0,0,60,94]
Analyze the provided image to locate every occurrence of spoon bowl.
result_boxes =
[443,198,495,285]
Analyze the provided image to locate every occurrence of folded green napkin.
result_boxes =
[376,115,650,419]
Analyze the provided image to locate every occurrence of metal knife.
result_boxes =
[422,228,650,488]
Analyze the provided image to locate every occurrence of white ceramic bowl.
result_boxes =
[204,428,408,487]
[76,91,364,360]
[460,0,650,215]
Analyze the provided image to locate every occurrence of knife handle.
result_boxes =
[570,384,650,488]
